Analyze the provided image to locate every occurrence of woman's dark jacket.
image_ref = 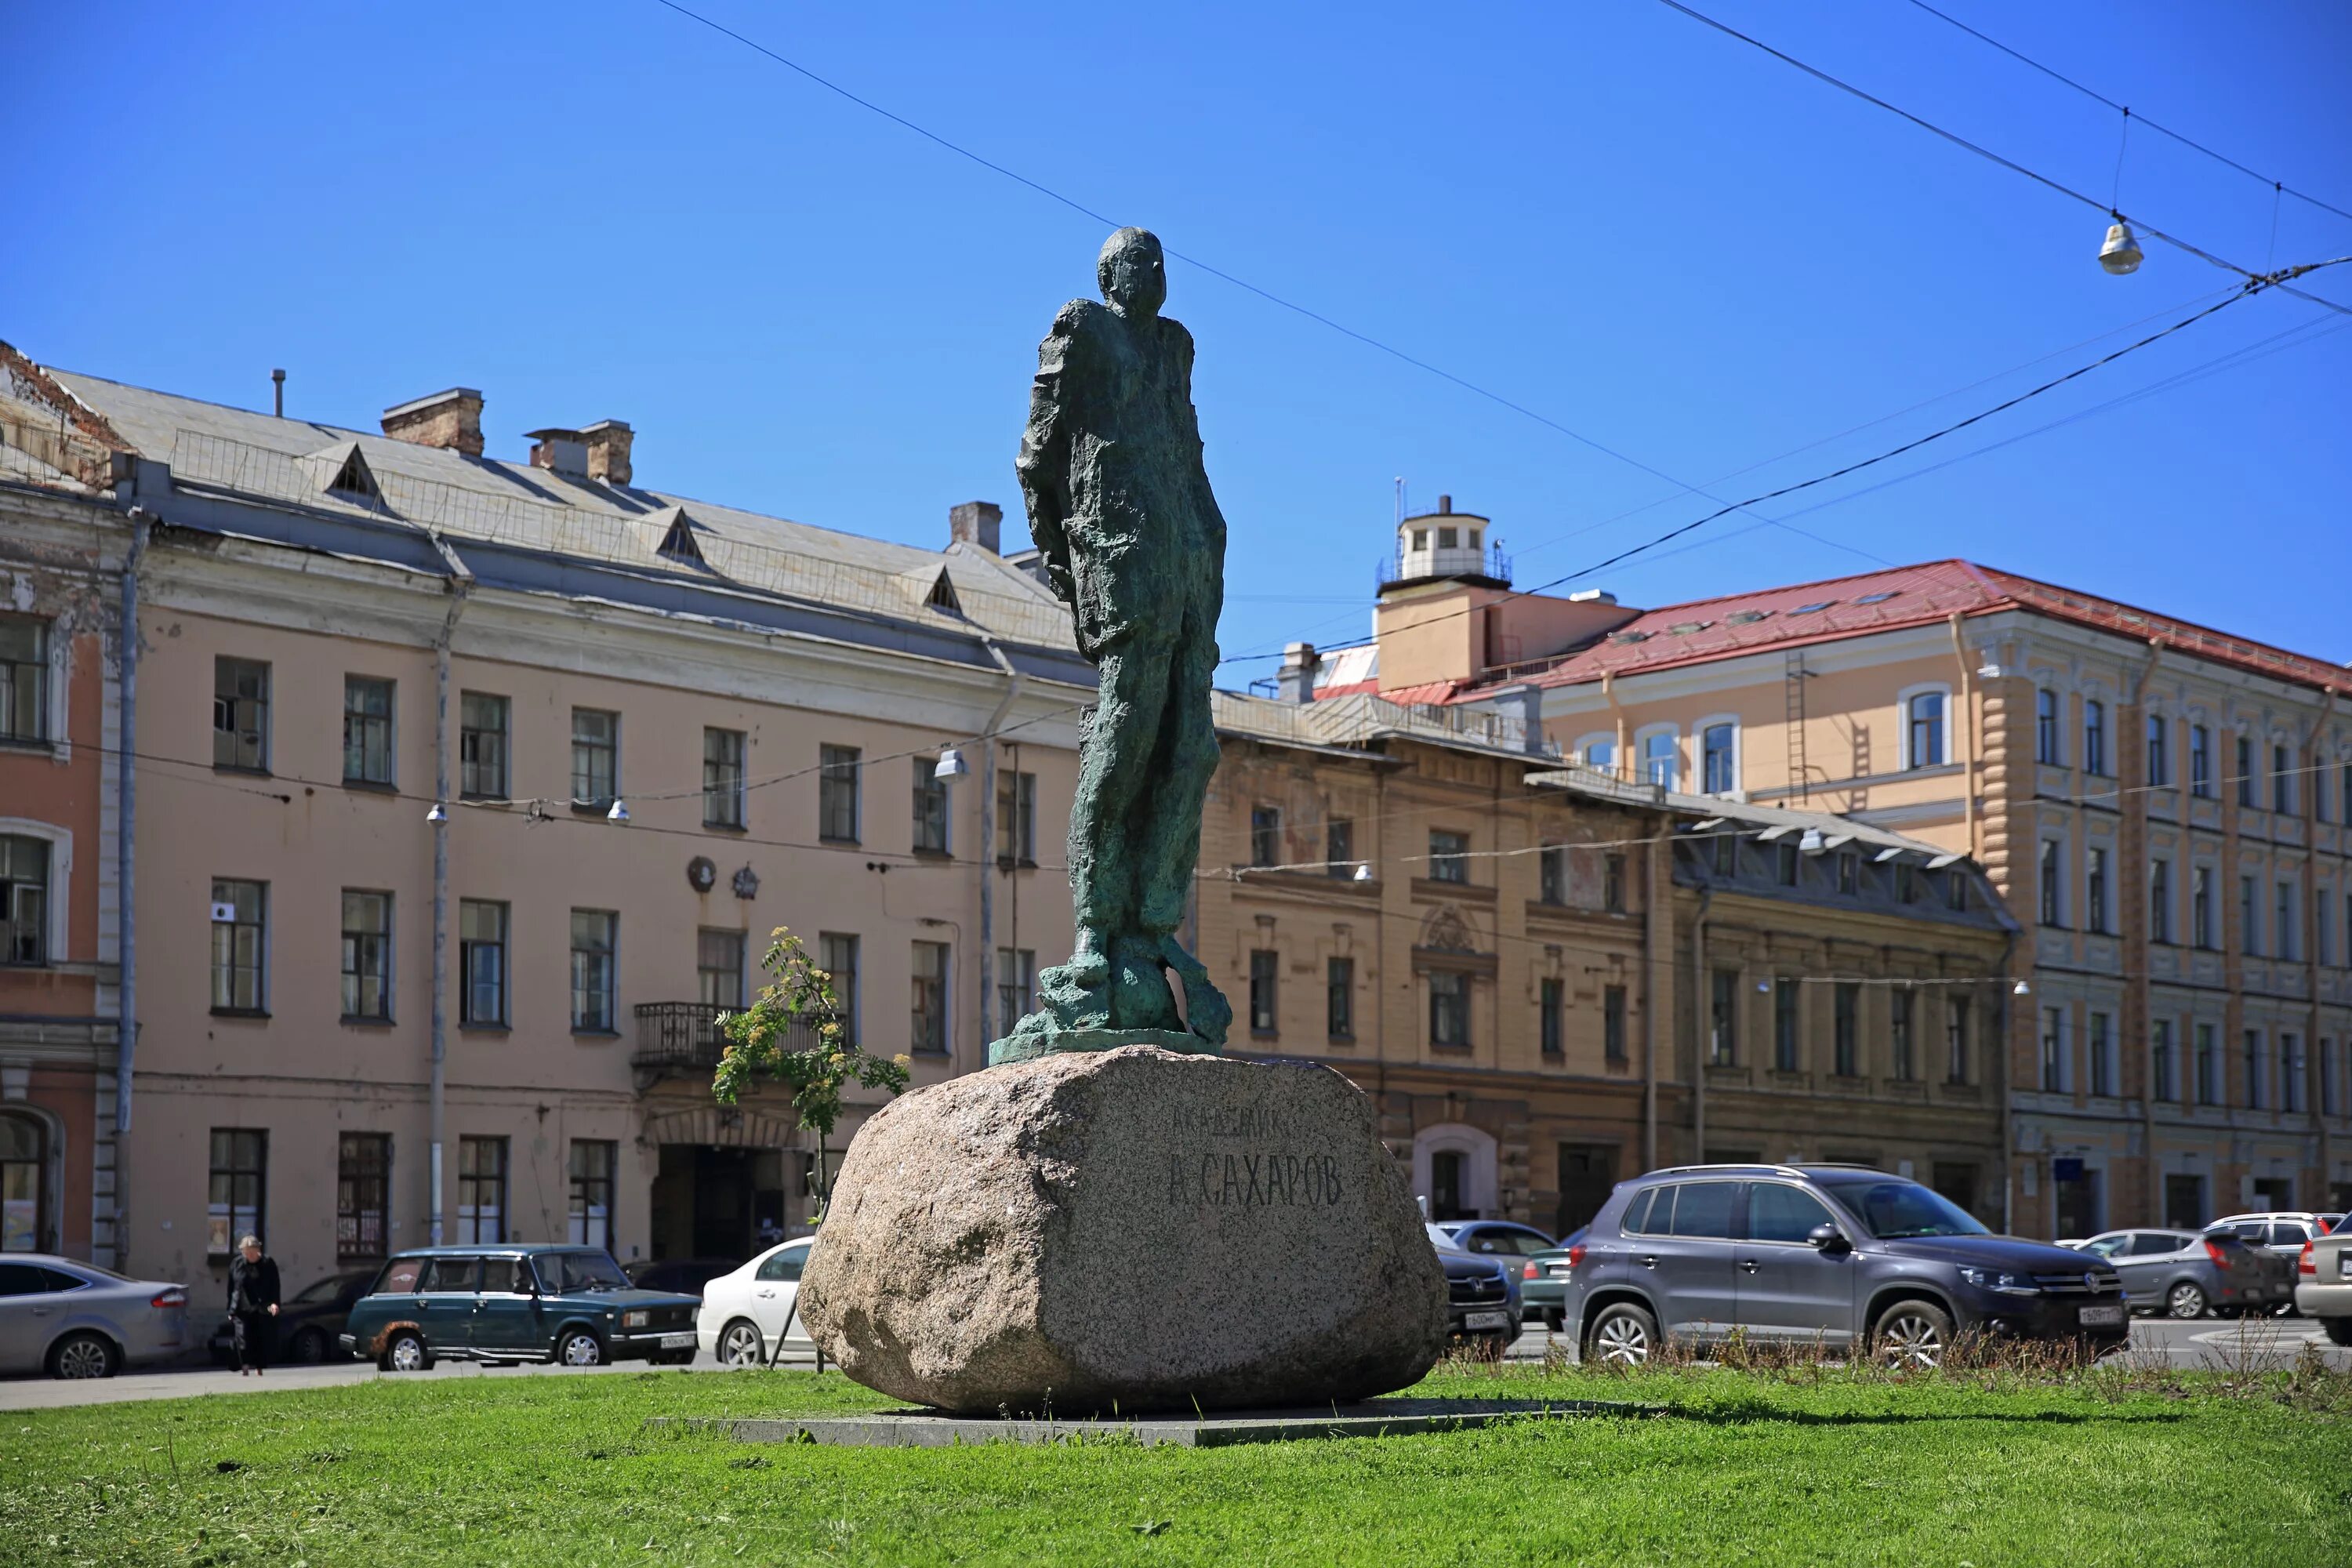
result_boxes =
[227,1254,281,1316]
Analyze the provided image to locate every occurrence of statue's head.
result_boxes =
[1097,228,1167,319]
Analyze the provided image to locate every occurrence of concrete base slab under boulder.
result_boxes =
[797,1044,1447,1415]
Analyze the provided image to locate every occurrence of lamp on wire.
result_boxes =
[1798,827,1826,855]
[2013,978,2033,997]
[2099,218,2143,276]
[935,746,969,780]
[606,798,630,823]
[1352,862,1374,882]
[425,802,448,824]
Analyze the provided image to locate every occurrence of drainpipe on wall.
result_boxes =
[426,537,474,1246]
[1947,613,1978,860]
[112,507,150,1269]
[2307,685,2338,1200]
[1692,884,1714,1162]
[975,634,1024,1054]
[1602,669,1630,781]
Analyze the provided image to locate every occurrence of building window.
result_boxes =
[1838,851,1859,895]
[339,890,392,1021]
[2040,1009,2065,1092]
[2035,688,2061,765]
[819,746,861,842]
[1896,862,1918,904]
[1603,985,1628,1062]
[2085,848,2110,935]
[1250,806,1281,869]
[2038,841,2063,927]
[910,940,949,1054]
[1712,829,1735,876]
[2141,713,2167,788]
[1640,731,1679,791]
[1944,869,1968,912]
[459,899,508,1025]
[213,657,270,771]
[2089,1012,2114,1097]
[2283,1033,2306,1113]
[996,770,1036,864]
[1,1115,48,1250]
[210,878,267,1012]
[2236,736,2256,808]
[2277,883,2298,961]
[1904,691,1947,768]
[2243,1029,2265,1109]
[568,1141,615,1251]
[1539,845,1566,906]
[2151,1020,2176,1104]
[2190,724,2211,797]
[1428,829,1469,884]
[1428,971,1471,1048]
[342,676,394,786]
[2149,860,2172,945]
[336,1132,389,1261]
[818,932,859,1044]
[1327,956,1354,1040]
[703,728,746,829]
[0,836,50,967]
[1773,978,1799,1072]
[2194,1023,2218,1105]
[2318,895,2333,968]
[2273,744,2295,815]
[1946,996,1971,1085]
[1249,949,1278,1036]
[1708,968,1738,1067]
[912,758,950,853]
[1604,854,1626,913]
[1701,724,1737,794]
[207,1129,267,1256]
[1834,984,1860,1076]
[570,909,618,1031]
[2241,875,2259,956]
[1584,739,1615,773]
[459,692,509,798]
[2193,866,2214,949]
[1326,818,1356,878]
[0,615,50,742]
[697,928,746,1010]
[2321,1038,2339,1118]
[1540,977,1564,1058]
[2082,700,2107,776]
[1776,840,1800,887]
[570,708,619,808]
[996,947,1034,1031]
[1890,991,1915,1082]
[457,1136,508,1244]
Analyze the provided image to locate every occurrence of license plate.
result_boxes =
[659,1332,695,1349]
[2340,1254,2351,1279]
[1463,1310,1511,1331]
[2078,1305,2123,1327]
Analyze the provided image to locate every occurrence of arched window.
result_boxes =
[1639,729,1679,791]
[1,1112,51,1252]
[1700,723,1737,795]
[1900,687,1949,769]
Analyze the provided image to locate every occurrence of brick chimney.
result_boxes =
[381,388,484,457]
[949,500,1003,554]
[1277,642,1320,703]
[583,419,633,486]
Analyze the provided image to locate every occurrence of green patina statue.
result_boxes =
[989,228,1232,1065]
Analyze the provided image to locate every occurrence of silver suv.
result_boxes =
[1563,1165,2129,1368]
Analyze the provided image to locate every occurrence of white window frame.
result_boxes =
[1635,724,1680,792]
[0,818,70,966]
[1896,683,1953,771]
[0,613,71,760]
[1695,715,1741,797]
[1572,731,1617,775]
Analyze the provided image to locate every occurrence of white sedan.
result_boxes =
[695,1237,818,1367]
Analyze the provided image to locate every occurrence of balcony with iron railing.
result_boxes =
[632,1001,835,1086]
[1377,540,1512,593]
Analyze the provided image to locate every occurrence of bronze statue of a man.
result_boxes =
[992,228,1232,1064]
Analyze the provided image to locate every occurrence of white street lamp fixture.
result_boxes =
[1798,827,1826,855]
[1352,862,1373,882]
[425,801,448,824]
[935,746,969,780]
[607,798,630,823]
[2013,978,2033,997]
[2098,220,2143,276]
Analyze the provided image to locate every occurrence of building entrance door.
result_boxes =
[2163,1174,2207,1230]
[1555,1145,1615,1237]
[650,1145,800,1263]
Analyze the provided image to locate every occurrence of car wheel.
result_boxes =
[717,1319,765,1368]
[1871,1301,1953,1370]
[49,1330,119,1381]
[2321,1318,2352,1348]
[1586,1303,1658,1367]
[557,1330,604,1367]
[286,1327,326,1365]
[381,1330,430,1373]
[2165,1283,2209,1319]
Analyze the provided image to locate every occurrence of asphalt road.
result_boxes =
[3,1314,2342,1411]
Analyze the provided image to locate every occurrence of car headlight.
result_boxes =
[1958,1267,2038,1294]
[622,1309,649,1328]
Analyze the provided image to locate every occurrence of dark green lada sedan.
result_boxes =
[339,1246,702,1371]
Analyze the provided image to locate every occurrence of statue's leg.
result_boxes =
[1138,608,1232,1044]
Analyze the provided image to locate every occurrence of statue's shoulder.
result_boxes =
[1048,298,1117,342]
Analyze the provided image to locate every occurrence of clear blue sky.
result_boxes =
[11,1,2348,675]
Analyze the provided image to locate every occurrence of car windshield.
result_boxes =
[540,1251,631,1293]
[292,1276,348,1304]
[1817,1178,1990,1240]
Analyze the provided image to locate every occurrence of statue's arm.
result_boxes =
[1167,320,1229,549]
[1016,303,1091,602]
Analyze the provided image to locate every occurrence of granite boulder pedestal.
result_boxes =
[796,1045,1447,1416]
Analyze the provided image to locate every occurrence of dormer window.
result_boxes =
[925,572,964,615]
[1437,528,1458,550]
[1410,529,1428,551]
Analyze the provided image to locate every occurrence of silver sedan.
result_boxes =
[0,1255,191,1378]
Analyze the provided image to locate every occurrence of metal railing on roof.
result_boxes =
[0,412,113,492]
[165,429,1077,652]
[1214,689,1559,760]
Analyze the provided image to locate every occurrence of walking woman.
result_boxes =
[227,1234,280,1376]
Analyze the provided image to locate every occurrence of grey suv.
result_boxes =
[1563,1165,2129,1368]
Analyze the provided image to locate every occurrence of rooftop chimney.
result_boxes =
[949,500,1003,554]
[525,427,589,477]
[582,419,633,487]
[1438,493,1453,514]
[382,388,485,456]
[1277,641,1321,703]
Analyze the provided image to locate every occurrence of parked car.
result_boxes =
[1437,1221,1561,1323]
[1523,1228,1588,1331]
[1562,1165,2129,1369]
[2294,1229,2352,1345]
[2210,1213,2336,1261]
[2076,1229,2278,1319]
[1428,1224,1520,1355]
[339,1246,701,1371]
[208,1269,377,1366]
[0,1255,189,1379]
[622,1257,742,1301]
[696,1239,820,1367]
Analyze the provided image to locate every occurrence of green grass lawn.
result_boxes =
[3,1360,2347,1566]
